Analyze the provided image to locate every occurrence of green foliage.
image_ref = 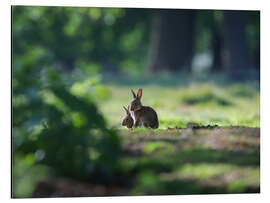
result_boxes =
[12,63,122,197]
[12,154,51,197]
[12,6,260,197]
[12,6,259,76]
[12,6,152,73]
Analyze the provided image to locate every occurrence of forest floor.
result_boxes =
[119,126,260,195]
[32,126,260,197]
[31,74,260,197]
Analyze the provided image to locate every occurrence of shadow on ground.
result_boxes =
[31,127,260,197]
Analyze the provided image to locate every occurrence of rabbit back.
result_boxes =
[134,106,159,129]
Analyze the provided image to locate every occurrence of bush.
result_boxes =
[12,63,122,196]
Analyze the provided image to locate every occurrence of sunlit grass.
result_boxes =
[97,78,259,129]
[176,163,235,180]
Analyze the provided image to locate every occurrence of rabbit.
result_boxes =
[121,105,134,130]
[130,88,159,129]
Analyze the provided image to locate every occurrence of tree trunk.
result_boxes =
[149,9,196,73]
[222,10,251,79]
[210,12,223,72]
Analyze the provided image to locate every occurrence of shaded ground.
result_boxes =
[32,126,260,197]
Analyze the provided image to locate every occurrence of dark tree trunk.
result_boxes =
[222,11,252,79]
[210,12,223,72]
[149,9,196,73]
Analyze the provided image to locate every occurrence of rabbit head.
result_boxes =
[130,89,143,111]
[121,105,133,128]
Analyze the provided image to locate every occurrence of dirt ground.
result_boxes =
[32,127,260,197]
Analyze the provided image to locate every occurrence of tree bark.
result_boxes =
[210,12,223,72]
[222,10,252,79]
[149,9,196,73]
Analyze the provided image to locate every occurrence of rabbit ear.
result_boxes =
[128,105,130,112]
[137,88,142,99]
[123,106,128,114]
[131,89,136,98]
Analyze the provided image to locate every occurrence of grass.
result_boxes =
[97,74,259,129]
[119,127,260,195]
[97,73,260,195]
[15,73,260,197]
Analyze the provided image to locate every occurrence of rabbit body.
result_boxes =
[130,89,159,129]
[122,114,134,129]
[133,106,159,129]
[122,105,134,129]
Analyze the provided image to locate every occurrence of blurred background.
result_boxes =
[12,6,260,197]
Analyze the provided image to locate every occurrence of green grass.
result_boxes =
[97,74,260,195]
[119,127,260,195]
[97,76,259,129]
[15,73,260,197]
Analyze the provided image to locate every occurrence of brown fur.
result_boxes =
[121,105,134,129]
[130,89,159,129]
